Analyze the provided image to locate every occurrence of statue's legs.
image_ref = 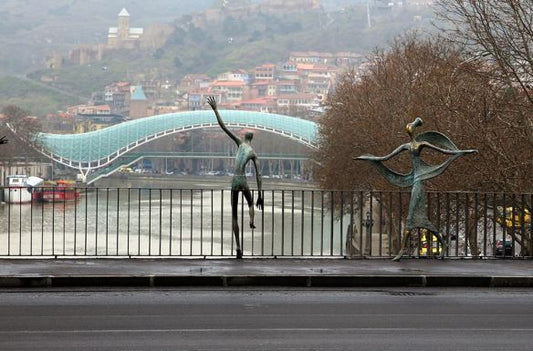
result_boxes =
[243,189,255,229]
[231,190,243,259]
[392,229,412,261]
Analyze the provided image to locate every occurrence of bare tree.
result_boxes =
[314,33,532,255]
[435,0,533,106]
[315,34,531,193]
[0,105,43,163]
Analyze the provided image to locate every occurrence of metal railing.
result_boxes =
[0,187,531,258]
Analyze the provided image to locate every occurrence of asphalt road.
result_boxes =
[0,288,531,351]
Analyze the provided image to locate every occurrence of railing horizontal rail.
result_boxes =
[0,187,531,259]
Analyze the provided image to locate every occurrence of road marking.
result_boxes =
[1,327,532,334]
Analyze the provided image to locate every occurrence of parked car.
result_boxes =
[495,239,513,257]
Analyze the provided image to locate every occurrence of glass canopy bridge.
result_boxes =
[37,110,318,184]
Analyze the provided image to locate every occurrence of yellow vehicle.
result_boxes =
[119,167,133,173]
[497,207,531,229]
[419,232,442,256]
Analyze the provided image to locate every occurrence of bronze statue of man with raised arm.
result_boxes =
[207,96,263,259]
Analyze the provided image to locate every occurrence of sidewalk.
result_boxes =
[0,258,532,288]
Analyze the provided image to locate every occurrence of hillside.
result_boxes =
[0,0,215,74]
[1,1,437,115]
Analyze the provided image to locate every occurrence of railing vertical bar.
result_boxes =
[483,193,488,257]
[379,192,383,257]
[349,190,354,257]
[320,191,324,256]
[148,189,152,256]
[106,188,109,256]
[52,188,55,256]
[248,190,256,256]
[388,192,393,257]
[271,190,275,256]
[6,189,10,256]
[291,190,295,256]
[251,190,255,256]
[159,189,163,256]
[63,193,66,256]
[359,191,364,256]
[301,190,305,256]
[138,188,141,256]
[127,189,131,256]
[436,192,441,256]
[427,192,432,257]
[73,186,77,256]
[502,193,507,257]
[311,191,315,256]
[465,193,470,257]
[84,188,87,256]
[340,191,344,257]
[369,191,373,257]
[220,190,224,256]
[510,194,516,256]
[520,194,526,257]
[261,190,265,256]
[491,193,497,257]
[330,191,334,256]
[94,189,98,256]
[530,194,533,257]
[474,192,479,257]
[180,189,183,256]
[169,189,173,256]
[30,191,33,256]
[116,188,120,255]
[19,192,22,256]
[455,192,460,257]
[445,192,451,257]
[398,192,403,257]
[282,190,285,256]
[190,190,193,256]
[200,189,204,256]
[211,189,214,256]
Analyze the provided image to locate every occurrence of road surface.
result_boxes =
[0,288,531,350]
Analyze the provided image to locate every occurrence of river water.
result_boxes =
[0,176,352,257]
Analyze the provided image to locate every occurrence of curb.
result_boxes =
[1,275,532,288]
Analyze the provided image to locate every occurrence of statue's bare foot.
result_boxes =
[236,249,243,259]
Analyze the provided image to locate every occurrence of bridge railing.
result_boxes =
[0,188,531,258]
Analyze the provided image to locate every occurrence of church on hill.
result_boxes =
[107,8,144,49]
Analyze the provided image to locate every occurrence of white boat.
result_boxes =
[3,175,44,204]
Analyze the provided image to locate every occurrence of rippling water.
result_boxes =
[0,176,349,257]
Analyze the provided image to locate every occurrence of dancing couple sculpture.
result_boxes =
[355,117,476,261]
[207,96,263,259]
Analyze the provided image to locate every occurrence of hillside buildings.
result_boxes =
[56,49,361,134]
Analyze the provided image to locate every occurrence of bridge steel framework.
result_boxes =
[38,110,318,178]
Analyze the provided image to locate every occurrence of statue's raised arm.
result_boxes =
[206,96,241,146]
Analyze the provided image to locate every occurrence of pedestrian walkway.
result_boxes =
[0,258,531,288]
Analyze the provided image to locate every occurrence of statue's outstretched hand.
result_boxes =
[256,195,264,211]
[206,96,217,111]
[0,136,7,144]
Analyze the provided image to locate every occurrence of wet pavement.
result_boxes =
[0,257,532,288]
